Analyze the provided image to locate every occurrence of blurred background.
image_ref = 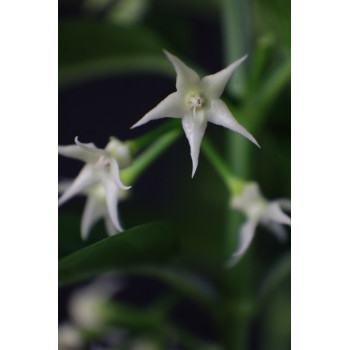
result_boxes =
[58,0,290,349]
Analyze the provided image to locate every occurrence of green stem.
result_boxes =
[126,119,181,155]
[253,57,291,123]
[201,137,246,195]
[221,1,255,349]
[121,129,181,185]
[221,0,252,97]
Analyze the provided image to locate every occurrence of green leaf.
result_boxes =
[58,223,176,286]
[58,19,174,86]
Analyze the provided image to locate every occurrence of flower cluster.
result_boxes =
[58,50,290,264]
[58,137,131,239]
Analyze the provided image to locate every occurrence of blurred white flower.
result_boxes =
[58,322,83,350]
[131,50,259,177]
[69,275,122,331]
[228,182,291,266]
[59,181,129,239]
[58,137,131,239]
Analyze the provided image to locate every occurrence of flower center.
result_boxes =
[186,92,205,114]
[95,156,110,170]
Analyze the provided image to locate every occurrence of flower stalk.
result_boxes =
[121,128,181,186]
[201,137,245,195]
[125,119,181,155]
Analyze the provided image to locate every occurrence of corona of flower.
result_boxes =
[228,182,291,266]
[131,50,260,177]
[58,137,131,238]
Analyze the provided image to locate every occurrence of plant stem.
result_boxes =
[221,0,252,97]
[221,1,255,349]
[202,136,246,195]
[126,119,181,155]
[121,129,181,185]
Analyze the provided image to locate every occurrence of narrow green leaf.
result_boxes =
[58,19,174,86]
[58,223,176,286]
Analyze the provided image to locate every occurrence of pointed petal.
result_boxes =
[101,178,123,232]
[206,100,260,148]
[201,55,248,99]
[264,202,291,226]
[58,179,73,194]
[75,137,110,158]
[276,198,291,212]
[109,157,131,190]
[262,220,288,242]
[58,144,99,164]
[131,92,184,129]
[163,50,200,91]
[104,216,119,236]
[81,195,105,240]
[227,219,258,267]
[182,112,208,177]
[58,165,98,207]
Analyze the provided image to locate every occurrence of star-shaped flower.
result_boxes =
[228,182,291,266]
[59,181,129,239]
[131,50,260,177]
[58,137,131,239]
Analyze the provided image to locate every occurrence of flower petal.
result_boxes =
[163,50,200,91]
[262,220,288,242]
[109,157,131,190]
[276,198,291,212]
[206,99,260,148]
[101,177,123,232]
[104,216,118,236]
[58,165,98,207]
[227,219,258,267]
[182,112,208,177]
[58,179,73,194]
[201,55,248,99]
[264,202,291,226]
[75,137,110,158]
[131,92,184,129]
[58,144,99,164]
[81,194,105,240]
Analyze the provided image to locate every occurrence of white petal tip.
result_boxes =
[74,136,79,144]
[191,163,198,178]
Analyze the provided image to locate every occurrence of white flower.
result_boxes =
[68,275,122,330]
[131,50,260,177]
[229,182,291,265]
[58,137,131,239]
[58,322,84,350]
[59,181,129,239]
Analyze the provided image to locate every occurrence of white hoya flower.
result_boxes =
[58,322,84,350]
[229,182,291,265]
[59,181,129,239]
[68,275,122,330]
[58,137,131,239]
[131,50,260,177]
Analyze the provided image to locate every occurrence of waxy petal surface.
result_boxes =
[131,92,184,129]
[163,50,200,91]
[201,55,248,99]
[81,194,105,240]
[207,100,260,148]
[182,112,208,177]
[58,144,99,164]
[58,165,99,207]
